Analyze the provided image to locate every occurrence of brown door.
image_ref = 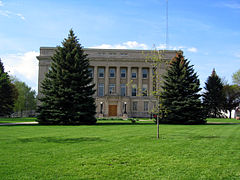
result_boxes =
[109,105,117,116]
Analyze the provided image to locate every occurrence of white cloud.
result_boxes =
[16,13,25,20]
[223,2,240,9]
[0,1,3,6]
[187,47,198,53]
[1,51,39,91]
[156,44,198,53]
[91,41,148,50]
[0,8,25,20]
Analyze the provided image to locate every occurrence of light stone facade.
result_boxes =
[37,47,179,118]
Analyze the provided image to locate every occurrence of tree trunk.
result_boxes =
[229,110,232,119]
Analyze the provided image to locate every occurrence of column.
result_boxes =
[127,66,131,96]
[138,67,142,96]
[149,67,153,95]
[116,66,120,95]
[105,66,109,96]
[94,66,98,96]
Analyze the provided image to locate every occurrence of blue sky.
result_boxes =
[0,0,240,92]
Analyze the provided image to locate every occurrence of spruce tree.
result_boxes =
[37,30,96,125]
[203,69,224,117]
[161,52,206,124]
[0,59,17,116]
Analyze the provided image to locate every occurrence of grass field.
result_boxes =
[0,118,240,179]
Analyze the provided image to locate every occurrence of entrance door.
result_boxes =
[109,105,117,116]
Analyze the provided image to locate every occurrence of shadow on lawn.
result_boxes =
[96,122,155,126]
[18,137,103,143]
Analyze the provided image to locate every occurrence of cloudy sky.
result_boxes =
[0,0,240,92]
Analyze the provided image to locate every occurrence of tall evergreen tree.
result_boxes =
[0,59,17,116]
[37,30,96,125]
[161,52,206,124]
[202,69,224,118]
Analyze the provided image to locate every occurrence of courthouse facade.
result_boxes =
[37,47,178,118]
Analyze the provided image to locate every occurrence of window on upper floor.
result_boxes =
[120,84,126,96]
[98,83,104,96]
[98,68,104,78]
[121,68,126,78]
[132,84,137,96]
[109,84,116,95]
[142,68,148,79]
[88,67,94,78]
[132,68,137,79]
[109,68,115,78]
[142,84,148,96]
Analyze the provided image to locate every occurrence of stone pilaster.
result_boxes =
[116,66,120,95]
[149,67,153,96]
[138,67,142,96]
[94,66,98,96]
[127,66,131,96]
[105,66,109,96]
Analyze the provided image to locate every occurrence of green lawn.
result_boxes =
[0,118,240,179]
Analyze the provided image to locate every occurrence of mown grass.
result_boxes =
[0,118,240,179]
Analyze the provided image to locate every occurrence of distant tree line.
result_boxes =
[0,58,36,117]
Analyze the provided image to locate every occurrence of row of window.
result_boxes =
[88,67,149,79]
[98,83,148,97]
[132,101,149,111]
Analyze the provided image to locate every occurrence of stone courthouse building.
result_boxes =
[37,47,178,118]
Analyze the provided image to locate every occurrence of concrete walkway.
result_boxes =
[0,122,39,126]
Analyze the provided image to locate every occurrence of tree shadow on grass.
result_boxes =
[18,137,103,143]
[96,122,155,126]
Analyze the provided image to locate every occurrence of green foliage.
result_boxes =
[0,59,18,116]
[161,52,206,124]
[232,69,240,86]
[1,120,240,179]
[203,69,225,118]
[12,77,36,115]
[222,84,240,118]
[37,29,96,125]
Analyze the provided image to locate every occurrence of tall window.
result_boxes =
[109,68,115,78]
[98,68,104,78]
[142,68,148,79]
[142,84,148,96]
[132,68,137,79]
[98,83,104,96]
[121,68,126,78]
[88,67,93,78]
[132,84,137,96]
[144,102,149,111]
[133,102,138,111]
[109,84,116,94]
[120,84,126,96]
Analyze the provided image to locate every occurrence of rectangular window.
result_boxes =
[142,84,148,96]
[133,102,138,111]
[142,68,148,79]
[88,67,93,78]
[98,68,104,78]
[109,84,116,95]
[132,68,137,79]
[144,102,149,111]
[121,68,126,78]
[109,68,115,78]
[98,83,104,96]
[132,84,137,96]
[120,84,126,96]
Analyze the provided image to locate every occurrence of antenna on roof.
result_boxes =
[166,0,169,50]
